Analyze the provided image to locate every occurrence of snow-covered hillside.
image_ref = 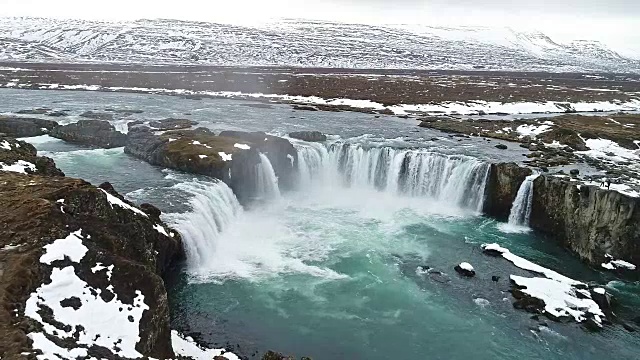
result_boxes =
[0,17,638,73]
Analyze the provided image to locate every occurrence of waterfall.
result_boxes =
[167,180,243,270]
[256,153,281,200]
[295,142,490,212]
[507,173,540,226]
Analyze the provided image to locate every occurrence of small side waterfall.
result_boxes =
[295,142,491,212]
[256,153,281,200]
[507,173,540,226]
[168,180,243,270]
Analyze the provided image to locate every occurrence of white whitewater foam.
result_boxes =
[295,142,490,213]
[256,153,281,200]
[503,173,540,231]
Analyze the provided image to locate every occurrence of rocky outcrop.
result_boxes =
[0,171,183,358]
[50,120,128,148]
[0,136,64,176]
[79,111,114,121]
[530,175,640,267]
[148,118,198,131]
[484,162,640,268]
[289,131,327,142]
[219,131,298,191]
[483,163,532,220]
[0,115,59,137]
[126,127,273,204]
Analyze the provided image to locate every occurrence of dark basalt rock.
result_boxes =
[0,115,59,137]
[288,131,327,142]
[50,120,127,148]
[79,111,114,121]
[0,136,64,176]
[495,144,508,150]
[530,175,640,267]
[16,107,51,115]
[0,170,183,358]
[483,163,533,220]
[148,118,198,131]
[262,350,296,360]
[454,264,476,277]
[219,130,298,191]
[46,110,68,117]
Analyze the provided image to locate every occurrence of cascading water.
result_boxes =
[295,142,491,212]
[507,173,540,227]
[167,180,243,272]
[256,153,281,200]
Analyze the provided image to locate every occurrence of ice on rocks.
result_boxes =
[459,262,474,272]
[99,189,149,217]
[601,254,636,270]
[153,223,170,237]
[171,330,240,360]
[199,154,208,159]
[510,275,604,323]
[482,243,606,324]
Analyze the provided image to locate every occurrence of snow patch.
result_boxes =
[0,160,36,174]
[234,143,251,150]
[40,230,87,265]
[25,266,149,358]
[459,262,474,272]
[171,330,240,360]
[99,189,148,217]
[516,124,552,138]
[218,152,232,161]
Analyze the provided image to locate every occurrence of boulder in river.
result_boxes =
[0,115,59,137]
[148,118,198,131]
[289,131,327,142]
[454,262,476,277]
[50,120,128,148]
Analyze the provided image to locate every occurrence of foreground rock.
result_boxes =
[0,172,184,358]
[50,120,128,148]
[0,136,64,176]
[0,115,59,137]
[289,131,327,142]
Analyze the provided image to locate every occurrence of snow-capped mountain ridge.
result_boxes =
[0,17,638,73]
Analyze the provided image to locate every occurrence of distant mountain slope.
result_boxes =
[0,17,638,73]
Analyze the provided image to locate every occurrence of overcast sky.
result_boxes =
[1,0,639,56]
